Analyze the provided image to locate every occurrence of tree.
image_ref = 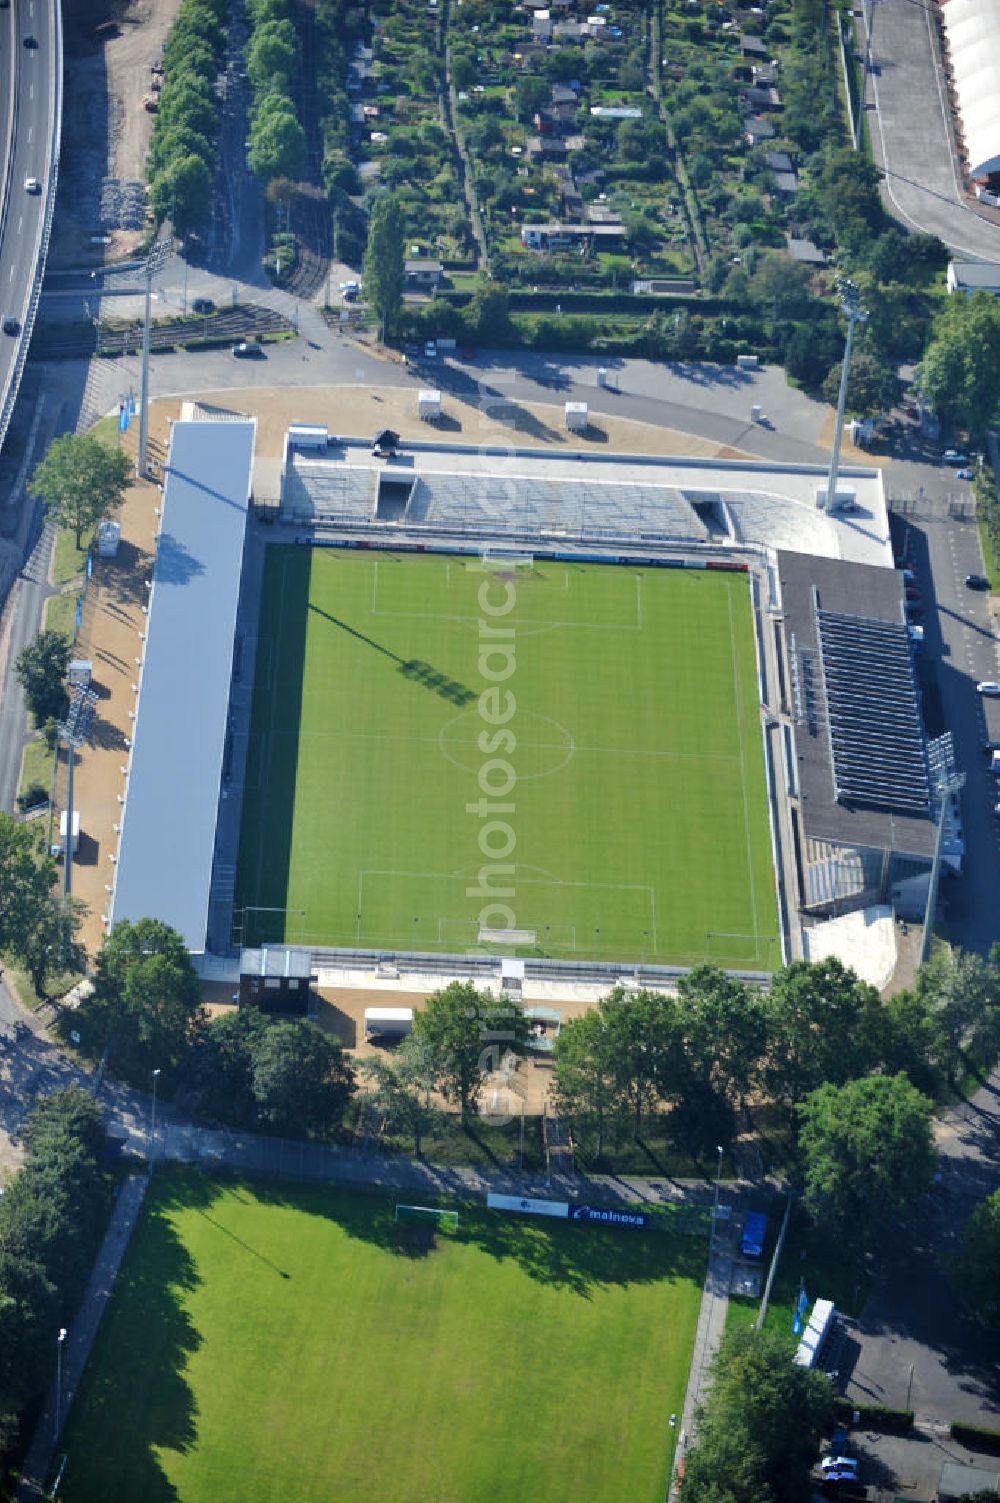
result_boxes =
[820,350,899,416]
[28,433,131,550]
[246,18,299,93]
[676,966,765,1108]
[683,1327,832,1503]
[84,917,205,1080]
[514,75,549,123]
[450,50,476,94]
[468,280,511,341]
[189,1006,270,1126]
[247,93,306,182]
[598,988,682,1138]
[918,291,1000,436]
[19,896,86,999]
[412,981,528,1118]
[914,947,1000,1085]
[149,153,212,237]
[361,1034,440,1155]
[363,193,405,340]
[762,958,882,1108]
[251,1021,355,1136]
[952,1189,1000,1324]
[797,1074,936,1248]
[0,815,56,962]
[553,1008,618,1158]
[15,628,70,731]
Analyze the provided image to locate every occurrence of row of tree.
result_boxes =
[146,0,228,237]
[554,952,1000,1140]
[245,0,307,186]
[0,1088,110,1455]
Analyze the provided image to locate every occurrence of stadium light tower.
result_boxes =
[920,738,965,965]
[137,237,173,479]
[824,279,868,513]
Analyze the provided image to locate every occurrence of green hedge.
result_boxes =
[951,1422,1000,1455]
[833,1397,913,1433]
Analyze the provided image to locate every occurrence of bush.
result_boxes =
[951,1422,1000,1456]
[16,782,48,813]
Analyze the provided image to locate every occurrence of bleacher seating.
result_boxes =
[413,471,709,542]
[283,454,374,523]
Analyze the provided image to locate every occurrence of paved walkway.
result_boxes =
[14,1173,148,1502]
[670,1228,734,1496]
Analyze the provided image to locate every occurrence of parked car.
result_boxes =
[956,468,974,481]
[191,297,214,314]
[977,681,1000,697]
[2,317,19,336]
[821,1457,858,1477]
[943,449,968,464]
[231,340,263,358]
[966,574,990,590]
[424,341,438,359]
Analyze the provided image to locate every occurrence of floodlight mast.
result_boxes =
[920,764,966,965]
[137,239,172,479]
[824,279,868,513]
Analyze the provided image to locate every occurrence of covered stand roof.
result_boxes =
[111,418,256,952]
[942,0,1000,178]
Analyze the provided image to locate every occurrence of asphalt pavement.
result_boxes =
[865,0,1000,261]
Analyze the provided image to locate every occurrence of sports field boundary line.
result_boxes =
[727,587,761,960]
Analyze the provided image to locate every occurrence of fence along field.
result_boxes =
[233,550,778,968]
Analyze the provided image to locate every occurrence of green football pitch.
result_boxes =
[233,549,778,967]
[59,1171,705,1503]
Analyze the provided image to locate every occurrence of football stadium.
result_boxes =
[106,408,953,989]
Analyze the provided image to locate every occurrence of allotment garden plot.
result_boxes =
[233,550,778,968]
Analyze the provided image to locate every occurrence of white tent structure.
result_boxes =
[941,0,1000,179]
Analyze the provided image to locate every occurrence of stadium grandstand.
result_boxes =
[280,437,892,568]
[776,552,955,915]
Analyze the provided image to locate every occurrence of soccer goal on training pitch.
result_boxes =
[394,1203,460,1232]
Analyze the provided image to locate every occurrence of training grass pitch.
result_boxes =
[59,1171,704,1503]
[234,549,778,967]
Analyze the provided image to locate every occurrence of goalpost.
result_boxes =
[394,1203,460,1232]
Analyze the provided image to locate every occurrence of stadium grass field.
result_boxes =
[233,549,779,967]
[59,1170,705,1503]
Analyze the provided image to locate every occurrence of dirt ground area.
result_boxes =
[52,0,182,266]
[183,382,748,471]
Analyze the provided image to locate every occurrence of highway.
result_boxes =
[0,0,58,444]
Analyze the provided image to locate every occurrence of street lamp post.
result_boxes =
[53,1326,67,1444]
[666,1412,678,1501]
[149,1067,161,1167]
[137,238,172,479]
[711,1144,724,1247]
[824,279,869,513]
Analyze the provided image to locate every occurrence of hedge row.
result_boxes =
[832,1397,914,1434]
[951,1421,1000,1456]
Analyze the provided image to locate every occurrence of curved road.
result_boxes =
[866,0,1000,262]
